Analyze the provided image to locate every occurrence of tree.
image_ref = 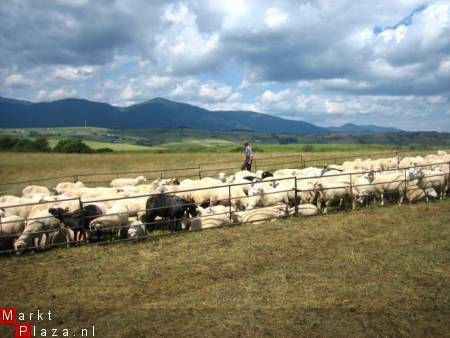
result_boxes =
[53,139,93,153]
[32,137,50,152]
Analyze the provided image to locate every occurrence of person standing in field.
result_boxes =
[241,140,254,171]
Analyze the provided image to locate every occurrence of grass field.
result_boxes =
[2,127,449,153]
[1,201,449,337]
[1,148,449,195]
[1,149,449,336]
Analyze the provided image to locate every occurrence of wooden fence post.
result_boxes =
[228,185,232,224]
[294,177,299,217]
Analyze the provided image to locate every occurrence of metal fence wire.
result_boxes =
[0,149,425,195]
[0,159,449,255]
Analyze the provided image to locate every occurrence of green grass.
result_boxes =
[2,127,449,154]
[47,138,155,151]
[1,201,449,337]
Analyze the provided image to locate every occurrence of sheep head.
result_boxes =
[218,172,227,182]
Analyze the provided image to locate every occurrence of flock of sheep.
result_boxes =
[0,150,449,254]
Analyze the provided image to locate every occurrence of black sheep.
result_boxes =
[48,205,103,243]
[141,194,197,232]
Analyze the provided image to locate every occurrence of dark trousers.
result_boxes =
[241,159,252,171]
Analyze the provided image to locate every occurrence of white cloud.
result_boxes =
[52,66,96,81]
[199,83,232,101]
[260,89,292,104]
[46,88,78,101]
[154,3,220,74]
[265,7,288,29]
[4,74,33,87]
[0,0,449,130]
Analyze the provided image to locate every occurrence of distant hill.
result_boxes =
[0,96,400,134]
[328,123,401,134]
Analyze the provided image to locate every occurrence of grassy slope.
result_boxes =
[46,139,154,151]
[1,202,449,337]
[4,127,449,153]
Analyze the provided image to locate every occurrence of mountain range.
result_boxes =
[0,96,401,134]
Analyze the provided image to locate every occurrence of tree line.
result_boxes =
[0,136,113,153]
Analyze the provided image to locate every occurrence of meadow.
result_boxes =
[1,201,449,337]
[2,126,449,153]
[0,148,434,194]
[0,149,449,337]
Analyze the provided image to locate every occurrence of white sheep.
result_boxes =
[296,180,317,204]
[405,184,438,203]
[273,168,297,178]
[351,173,377,209]
[89,203,129,238]
[177,179,212,206]
[22,185,52,199]
[0,196,41,219]
[288,204,319,216]
[417,167,448,199]
[209,184,247,210]
[127,220,147,239]
[14,210,61,253]
[54,181,85,194]
[371,168,422,206]
[245,180,294,210]
[110,176,147,188]
[233,170,256,180]
[234,204,288,224]
[0,215,25,250]
[314,180,351,214]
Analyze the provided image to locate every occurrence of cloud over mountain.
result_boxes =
[0,0,449,131]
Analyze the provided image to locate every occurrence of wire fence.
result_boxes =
[1,159,449,256]
[0,149,427,196]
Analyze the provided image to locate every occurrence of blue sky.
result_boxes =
[0,0,449,131]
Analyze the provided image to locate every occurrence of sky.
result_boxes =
[0,0,449,131]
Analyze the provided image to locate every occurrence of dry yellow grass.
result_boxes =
[0,201,449,337]
[1,149,449,337]
[0,148,439,194]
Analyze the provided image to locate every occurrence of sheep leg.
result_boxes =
[352,198,356,210]
[63,229,72,248]
[323,201,329,215]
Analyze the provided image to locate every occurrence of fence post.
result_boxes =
[254,159,257,173]
[198,164,201,179]
[448,161,450,198]
[349,173,353,210]
[299,154,303,169]
[228,184,232,224]
[78,197,84,247]
[294,177,299,217]
[403,169,407,204]
[160,170,163,179]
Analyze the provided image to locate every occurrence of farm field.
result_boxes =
[1,201,449,337]
[1,148,447,187]
[3,127,450,153]
[1,149,450,337]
